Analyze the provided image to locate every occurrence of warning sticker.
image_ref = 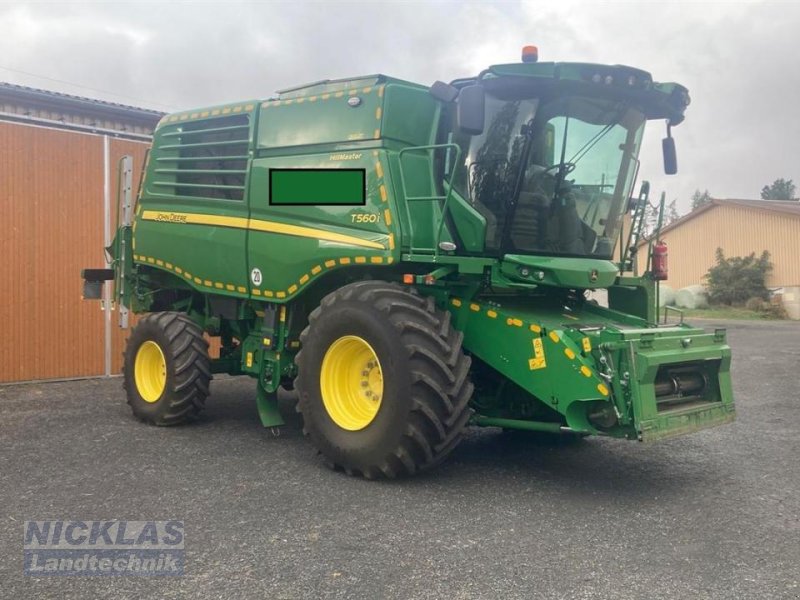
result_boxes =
[528,337,547,370]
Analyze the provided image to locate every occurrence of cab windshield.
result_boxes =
[451,90,645,258]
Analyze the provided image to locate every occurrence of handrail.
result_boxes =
[663,305,684,325]
[621,181,649,274]
[646,191,666,274]
[397,143,462,256]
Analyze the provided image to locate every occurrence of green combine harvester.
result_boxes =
[83,46,734,478]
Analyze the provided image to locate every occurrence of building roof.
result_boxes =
[709,198,800,217]
[0,81,163,120]
[639,198,800,245]
[0,81,164,139]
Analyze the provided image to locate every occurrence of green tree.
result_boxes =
[664,199,680,225]
[704,248,773,306]
[691,189,712,210]
[760,178,796,200]
[642,199,680,237]
[642,203,658,237]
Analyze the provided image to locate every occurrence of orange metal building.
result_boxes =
[0,83,160,382]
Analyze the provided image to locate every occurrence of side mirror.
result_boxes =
[457,85,485,136]
[662,125,677,175]
[429,80,458,103]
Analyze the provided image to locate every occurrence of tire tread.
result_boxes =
[123,312,211,426]
[296,281,473,478]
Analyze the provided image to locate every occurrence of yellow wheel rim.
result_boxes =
[134,340,167,403]
[320,335,383,431]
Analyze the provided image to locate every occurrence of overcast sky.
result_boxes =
[1,0,798,212]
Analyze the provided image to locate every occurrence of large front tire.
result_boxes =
[295,281,473,478]
[123,312,211,426]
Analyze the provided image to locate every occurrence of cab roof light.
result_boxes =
[521,45,538,64]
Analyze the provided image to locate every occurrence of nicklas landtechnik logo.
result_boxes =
[23,520,184,576]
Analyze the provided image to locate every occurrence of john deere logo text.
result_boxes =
[154,212,188,224]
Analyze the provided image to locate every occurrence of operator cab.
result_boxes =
[433,49,689,262]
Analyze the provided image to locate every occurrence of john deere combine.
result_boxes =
[83,47,734,478]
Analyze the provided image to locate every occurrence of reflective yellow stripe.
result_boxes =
[141,210,386,250]
[249,219,386,249]
[142,211,246,228]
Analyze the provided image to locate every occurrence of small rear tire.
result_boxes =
[123,312,211,426]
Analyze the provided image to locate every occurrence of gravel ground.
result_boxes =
[0,318,798,599]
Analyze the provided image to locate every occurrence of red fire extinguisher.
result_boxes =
[652,241,668,281]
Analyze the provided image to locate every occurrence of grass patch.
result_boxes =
[678,306,778,320]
